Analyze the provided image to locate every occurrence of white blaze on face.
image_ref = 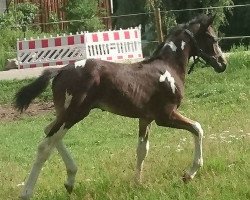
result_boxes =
[64,91,73,109]
[181,40,186,50]
[217,45,225,59]
[74,59,86,68]
[167,41,177,52]
[159,70,176,94]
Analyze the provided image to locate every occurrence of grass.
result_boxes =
[0,51,249,199]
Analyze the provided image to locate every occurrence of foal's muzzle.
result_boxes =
[210,55,227,73]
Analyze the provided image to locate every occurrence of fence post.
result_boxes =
[154,8,164,44]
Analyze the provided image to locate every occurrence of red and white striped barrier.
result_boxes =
[17,33,85,69]
[85,27,143,61]
[17,27,143,69]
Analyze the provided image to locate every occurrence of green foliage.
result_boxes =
[145,0,233,33]
[196,0,233,29]
[0,28,43,71]
[64,0,105,33]
[115,0,234,54]
[15,2,39,27]
[48,12,60,33]
[0,2,39,30]
[220,0,250,49]
[0,29,22,71]
[0,2,40,70]
[113,0,146,28]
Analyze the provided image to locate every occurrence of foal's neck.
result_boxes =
[163,37,191,79]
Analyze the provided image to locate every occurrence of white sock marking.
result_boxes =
[159,70,176,93]
[74,59,86,68]
[136,137,149,181]
[181,40,186,50]
[56,141,77,186]
[187,121,204,178]
[193,122,204,137]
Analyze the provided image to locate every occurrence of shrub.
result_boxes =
[64,0,105,33]
[0,2,39,70]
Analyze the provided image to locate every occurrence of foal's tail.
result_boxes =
[14,68,61,112]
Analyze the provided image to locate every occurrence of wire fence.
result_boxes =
[5,3,249,27]
[1,3,249,54]
[161,3,250,13]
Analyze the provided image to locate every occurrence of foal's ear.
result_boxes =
[200,13,216,31]
[208,13,216,24]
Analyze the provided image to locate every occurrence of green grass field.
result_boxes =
[0,51,249,199]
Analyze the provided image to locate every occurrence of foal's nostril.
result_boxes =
[218,56,227,65]
[216,62,227,73]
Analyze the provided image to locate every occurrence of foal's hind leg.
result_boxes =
[20,122,68,200]
[44,121,77,194]
[156,110,203,182]
[135,119,151,183]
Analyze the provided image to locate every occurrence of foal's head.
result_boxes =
[186,14,227,73]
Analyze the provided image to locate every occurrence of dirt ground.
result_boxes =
[0,102,54,122]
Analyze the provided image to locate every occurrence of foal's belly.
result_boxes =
[95,99,152,119]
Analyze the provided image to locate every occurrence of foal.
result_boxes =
[15,14,227,199]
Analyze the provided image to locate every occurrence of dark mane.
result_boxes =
[141,24,186,64]
[141,42,165,64]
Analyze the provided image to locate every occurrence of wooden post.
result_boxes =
[154,8,164,43]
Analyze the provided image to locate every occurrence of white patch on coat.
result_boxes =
[181,41,186,50]
[159,70,176,93]
[74,59,86,68]
[64,91,73,109]
[167,41,177,52]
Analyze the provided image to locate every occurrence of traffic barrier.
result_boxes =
[17,27,143,69]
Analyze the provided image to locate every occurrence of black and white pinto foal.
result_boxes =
[15,14,227,199]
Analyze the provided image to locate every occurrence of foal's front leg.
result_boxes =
[172,111,203,181]
[156,110,204,182]
[135,119,151,183]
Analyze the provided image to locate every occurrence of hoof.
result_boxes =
[19,195,30,200]
[134,178,142,185]
[182,172,192,183]
[134,174,142,185]
[64,183,73,194]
